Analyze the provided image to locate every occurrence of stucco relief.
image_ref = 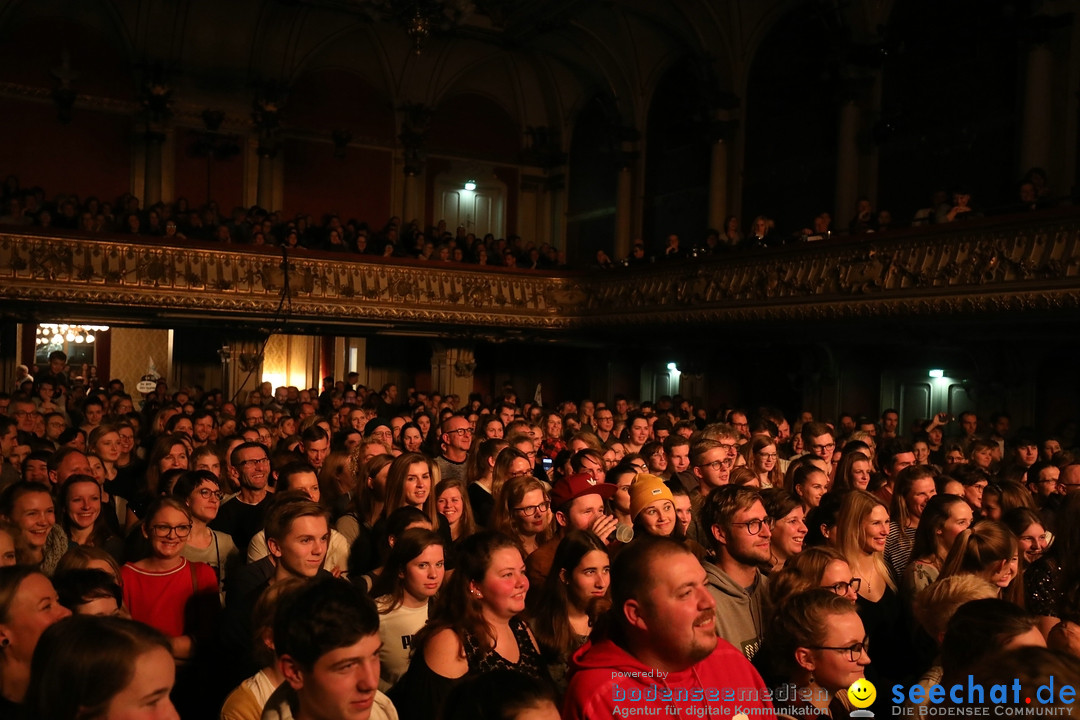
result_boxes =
[2,217,1080,333]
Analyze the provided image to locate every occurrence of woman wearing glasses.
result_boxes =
[493,476,553,557]
[747,436,784,490]
[173,470,239,594]
[120,497,219,661]
[769,546,861,607]
[767,589,871,719]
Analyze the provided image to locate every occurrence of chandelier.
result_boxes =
[36,324,109,346]
[365,0,476,54]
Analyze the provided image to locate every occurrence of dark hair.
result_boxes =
[26,616,173,719]
[419,531,522,655]
[768,589,860,678]
[890,464,936,531]
[0,480,51,518]
[529,530,609,659]
[761,488,802,526]
[277,461,320,493]
[940,598,1039,684]
[370,528,445,612]
[263,491,330,545]
[698,485,762,553]
[443,669,558,720]
[229,440,269,469]
[273,576,379,671]
[52,568,122,613]
[170,469,221,500]
[910,494,970,564]
[803,492,844,548]
[969,647,1080,711]
[57,474,116,548]
[145,432,191,495]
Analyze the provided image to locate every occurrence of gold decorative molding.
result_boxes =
[2,213,1080,334]
[0,233,573,330]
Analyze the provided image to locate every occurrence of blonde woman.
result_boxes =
[832,489,913,694]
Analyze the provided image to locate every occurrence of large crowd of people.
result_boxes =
[2,166,1071,273]
[1,350,1080,719]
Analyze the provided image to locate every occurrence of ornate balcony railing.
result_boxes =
[2,210,1080,336]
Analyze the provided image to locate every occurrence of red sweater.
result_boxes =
[562,637,775,720]
[122,558,219,638]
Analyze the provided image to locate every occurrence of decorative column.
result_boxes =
[143,131,165,206]
[399,103,433,226]
[521,126,567,248]
[253,85,284,211]
[834,97,861,227]
[139,73,173,206]
[430,342,476,403]
[613,132,639,261]
[833,74,875,228]
[1021,39,1054,175]
[706,105,739,232]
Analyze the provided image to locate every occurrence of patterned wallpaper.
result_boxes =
[110,328,170,393]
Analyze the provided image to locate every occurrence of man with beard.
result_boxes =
[698,485,772,660]
[562,536,772,719]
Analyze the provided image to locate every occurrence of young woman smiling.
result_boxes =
[528,530,610,693]
[58,475,123,562]
[371,529,447,691]
[436,477,477,543]
[120,497,219,661]
[390,531,548,718]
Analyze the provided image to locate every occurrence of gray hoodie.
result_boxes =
[703,560,770,661]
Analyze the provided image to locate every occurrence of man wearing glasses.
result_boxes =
[802,422,836,475]
[698,485,773,660]
[435,414,473,483]
[683,439,729,545]
[213,441,273,551]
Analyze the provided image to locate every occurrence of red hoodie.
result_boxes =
[562,637,775,719]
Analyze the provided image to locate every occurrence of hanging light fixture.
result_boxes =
[37,323,109,346]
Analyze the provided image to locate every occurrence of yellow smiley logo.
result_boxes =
[847,679,876,709]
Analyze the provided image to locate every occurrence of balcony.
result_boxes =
[3,209,1080,342]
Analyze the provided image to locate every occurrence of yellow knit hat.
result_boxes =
[629,473,674,519]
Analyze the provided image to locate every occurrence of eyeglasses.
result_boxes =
[809,638,870,662]
[149,523,193,538]
[756,452,778,459]
[719,442,738,451]
[445,427,474,436]
[730,517,773,535]
[195,488,224,501]
[513,501,550,516]
[811,442,836,453]
[824,577,862,596]
[697,460,726,471]
[238,457,270,468]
